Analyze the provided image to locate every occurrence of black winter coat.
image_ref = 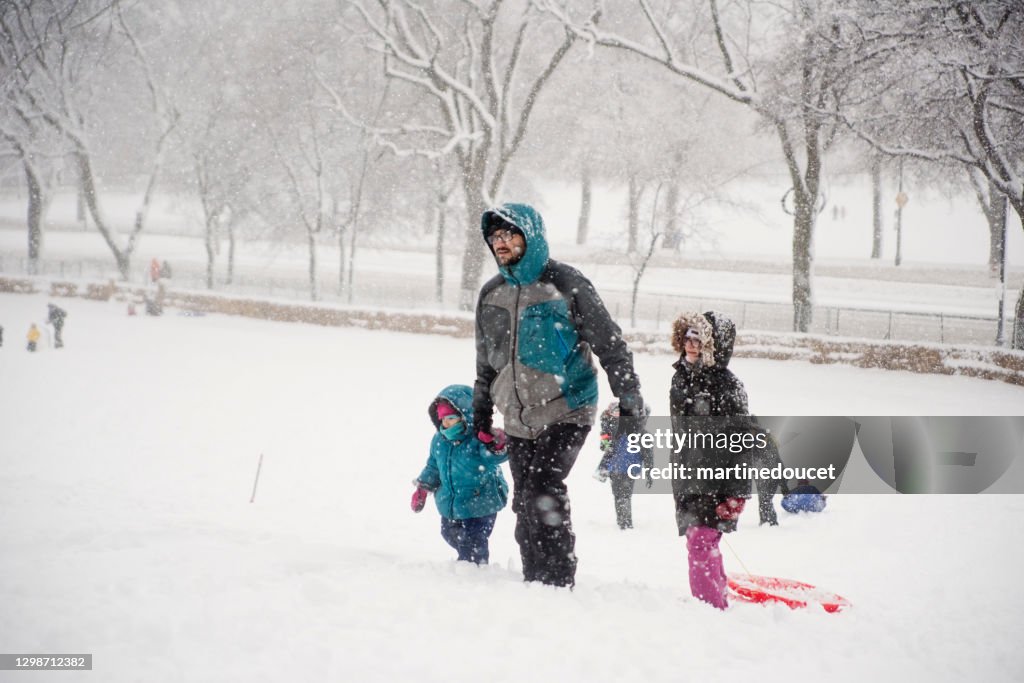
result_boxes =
[668,311,752,534]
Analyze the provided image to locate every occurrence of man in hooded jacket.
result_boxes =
[473,203,645,587]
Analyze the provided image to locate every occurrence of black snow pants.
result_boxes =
[507,423,590,587]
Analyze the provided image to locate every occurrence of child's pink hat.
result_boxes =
[436,402,459,420]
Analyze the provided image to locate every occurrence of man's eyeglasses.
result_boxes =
[487,228,519,245]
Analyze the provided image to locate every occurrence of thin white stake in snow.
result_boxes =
[250,453,264,503]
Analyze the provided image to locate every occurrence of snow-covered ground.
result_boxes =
[2,292,1023,682]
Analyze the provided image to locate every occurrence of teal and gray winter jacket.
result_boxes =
[473,203,641,439]
[417,384,509,520]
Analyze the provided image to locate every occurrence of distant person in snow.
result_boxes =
[150,257,161,284]
[26,323,40,352]
[594,400,653,530]
[160,260,172,280]
[669,311,752,610]
[145,283,166,316]
[781,479,827,514]
[47,303,67,349]
[411,385,509,565]
[472,202,645,588]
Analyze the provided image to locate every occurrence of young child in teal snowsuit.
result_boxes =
[411,384,509,565]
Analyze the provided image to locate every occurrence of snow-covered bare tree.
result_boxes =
[343,0,578,309]
[314,59,391,303]
[2,1,182,280]
[168,0,268,290]
[629,182,663,328]
[540,0,897,332]
[0,100,62,275]
[0,1,107,274]
[267,79,345,303]
[839,0,1024,344]
[192,111,257,290]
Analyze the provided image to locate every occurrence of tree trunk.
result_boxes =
[1011,201,1024,350]
[663,157,682,250]
[77,183,87,228]
[307,231,318,302]
[227,223,236,285]
[204,214,217,290]
[792,193,815,333]
[776,117,818,333]
[576,165,592,246]
[435,199,446,304]
[338,226,347,296]
[458,179,489,311]
[988,180,1006,276]
[1013,287,1024,351]
[75,151,132,280]
[346,218,358,304]
[871,157,883,259]
[630,232,660,328]
[115,252,131,281]
[894,160,905,267]
[25,161,43,275]
[628,173,641,254]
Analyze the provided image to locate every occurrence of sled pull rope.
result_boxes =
[723,537,753,576]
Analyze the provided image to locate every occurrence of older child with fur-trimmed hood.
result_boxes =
[411,384,509,565]
[668,311,753,609]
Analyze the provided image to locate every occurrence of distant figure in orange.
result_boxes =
[150,257,161,284]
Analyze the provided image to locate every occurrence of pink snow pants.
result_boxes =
[686,525,728,609]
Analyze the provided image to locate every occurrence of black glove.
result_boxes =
[618,393,644,417]
[616,393,646,440]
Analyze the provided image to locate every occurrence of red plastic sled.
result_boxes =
[727,573,851,613]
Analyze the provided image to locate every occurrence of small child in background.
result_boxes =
[26,323,40,352]
[411,384,509,565]
[595,401,652,529]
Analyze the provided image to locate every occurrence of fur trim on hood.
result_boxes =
[671,312,716,366]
